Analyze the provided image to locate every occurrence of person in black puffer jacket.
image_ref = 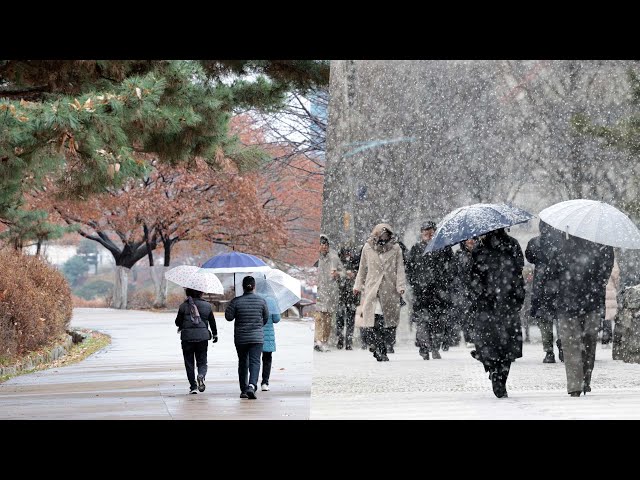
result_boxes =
[225,276,269,399]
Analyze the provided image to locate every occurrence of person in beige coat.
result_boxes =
[315,234,341,352]
[353,223,407,362]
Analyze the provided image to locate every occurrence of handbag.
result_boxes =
[355,304,365,328]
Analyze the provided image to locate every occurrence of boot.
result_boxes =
[543,352,556,363]
[557,339,564,363]
[491,372,508,398]
[431,350,442,359]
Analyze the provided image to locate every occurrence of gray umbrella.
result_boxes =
[425,203,534,252]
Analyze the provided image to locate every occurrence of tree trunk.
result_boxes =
[35,239,42,256]
[151,265,168,308]
[112,266,129,309]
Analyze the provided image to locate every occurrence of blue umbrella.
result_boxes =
[425,203,534,252]
[201,252,271,297]
[201,252,271,273]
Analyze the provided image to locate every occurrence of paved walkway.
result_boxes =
[311,317,640,419]
[0,308,313,419]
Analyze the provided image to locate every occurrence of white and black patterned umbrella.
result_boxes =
[425,203,534,252]
[164,266,224,294]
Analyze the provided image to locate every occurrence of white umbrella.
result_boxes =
[538,199,640,249]
[255,269,301,313]
[164,266,224,294]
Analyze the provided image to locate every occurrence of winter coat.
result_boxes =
[337,246,361,310]
[354,224,407,328]
[175,297,217,343]
[451,247,476,316]
[406,241,454,313]
[471,230,526,362]
[605,258,620,322]
[316,249,342,313]
[525,228,562,319]
[258,294,281,352]
[225,291,269,344]
[546,235,614,317]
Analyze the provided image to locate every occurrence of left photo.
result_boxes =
[0,60,328,419]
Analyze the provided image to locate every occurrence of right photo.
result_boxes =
[310,60,640,420]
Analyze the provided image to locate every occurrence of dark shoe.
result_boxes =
[374,352,389,362]
[240,392,248,399]
[557,339,564,362]
[246,384,257,400]
[583,385,591,395]
[470,350,478,360]
[543,352,556,364]
[569,391,581,397]
[369,345,377,353]
[442,344,449,351]
[336,339,344,350]
[420,352,430,360]
[431,350,441,359]
[345,343,353,350]
[189,388,198,395]
[491,374,507,398]
[387,346,395,354]
[197,374,206,392]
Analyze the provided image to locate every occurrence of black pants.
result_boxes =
[385,326,397,349]
[235,343,263,393]
[182,340,208,390]
[336,304,356,346]
[360,327,373,348]
[261,351,272,386]
[414,308,445,354]
[372,314,387,357]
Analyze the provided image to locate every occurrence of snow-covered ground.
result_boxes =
[311,319,640,419]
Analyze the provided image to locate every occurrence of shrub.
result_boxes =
[0,251,73,361]
[72,295,109,308]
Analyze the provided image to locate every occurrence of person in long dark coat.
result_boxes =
[470,228,526,398]
[406,222,454,360]
[336,244,361,350]
[546,234,614,396]
[525,221,563,363]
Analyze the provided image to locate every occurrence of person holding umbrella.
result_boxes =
[225,275,269,399]
[470,228,526,399]
[165,266,223,395]
[539,199,640,396]
[546,235,613,396]
[175,288,218,395]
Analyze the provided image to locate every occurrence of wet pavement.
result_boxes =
[0,308,313,420]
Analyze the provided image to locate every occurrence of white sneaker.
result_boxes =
[261,384,270,391]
